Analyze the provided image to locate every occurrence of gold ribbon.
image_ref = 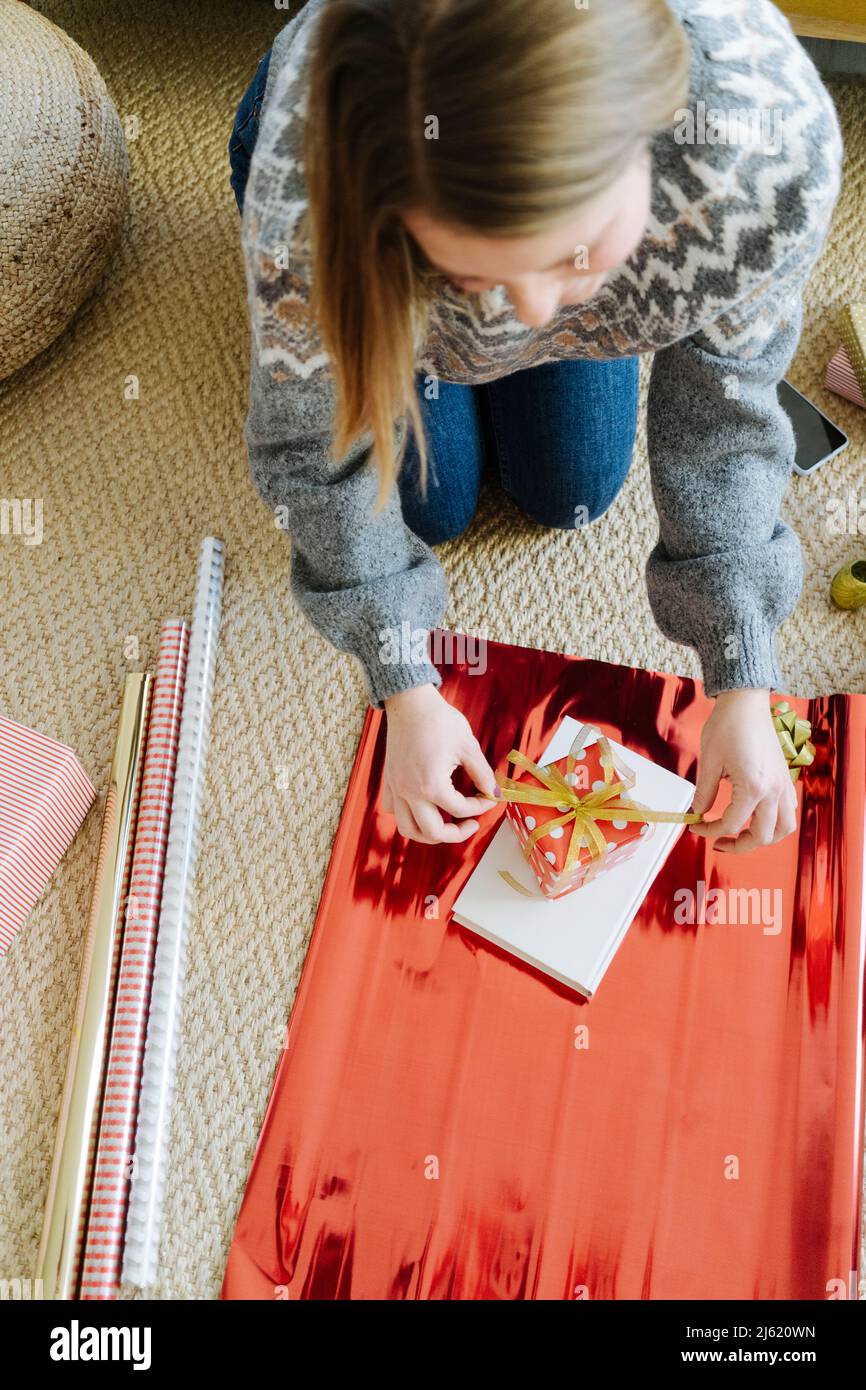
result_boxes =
[771,701,815,782]
[488,724,703,888]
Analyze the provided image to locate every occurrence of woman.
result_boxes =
[230,0,841,852]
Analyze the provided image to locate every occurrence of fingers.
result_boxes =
[713,792,776,854]
[690,783,758,842]
[433,780,500,820]
[410,798,479,844]
[393,796,438,844]
[382,705,501,847]
[703,784,799,854]
[419,739,500,834]
[460,742,499,799]
[773,786,798,843]
[387,785,491,844]
[690,753,722,818]
[385,739,500,844]
[389,790,481,845]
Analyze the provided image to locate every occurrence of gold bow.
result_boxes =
[489,724,703,887]
[771,701,815,782]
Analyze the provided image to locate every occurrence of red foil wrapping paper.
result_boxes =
[222,641,866,1300]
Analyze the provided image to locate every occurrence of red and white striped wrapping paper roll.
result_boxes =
[0,717,96,956]
[78,620,190,1299]
[825,346,866,410]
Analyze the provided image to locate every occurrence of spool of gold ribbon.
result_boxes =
[771,700,815,782]
[830,560,866,611]
[488,724,703,888]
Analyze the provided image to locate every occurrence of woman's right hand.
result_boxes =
[381,684,501,844]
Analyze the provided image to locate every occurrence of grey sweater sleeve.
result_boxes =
[645,235,835,698]
[243,251,449,710]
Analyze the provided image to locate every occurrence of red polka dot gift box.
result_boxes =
[501,725,698,902]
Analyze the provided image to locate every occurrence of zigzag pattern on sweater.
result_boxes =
[243,0,842,386]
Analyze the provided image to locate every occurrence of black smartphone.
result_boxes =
[778,378,848,476]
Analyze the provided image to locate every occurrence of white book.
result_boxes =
[451,717,695,998]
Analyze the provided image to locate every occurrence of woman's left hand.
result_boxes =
[689,687,798,853]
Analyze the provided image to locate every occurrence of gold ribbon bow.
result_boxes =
[771,701,815,782]
[488,724,703,890]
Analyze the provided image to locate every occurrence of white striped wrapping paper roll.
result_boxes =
[123,537,225,1288]
[0,716,96,955]
[78,620,190,1300]
[824,346,865,410]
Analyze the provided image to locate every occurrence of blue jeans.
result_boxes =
[229,51,639,543]
[228,50,272,214]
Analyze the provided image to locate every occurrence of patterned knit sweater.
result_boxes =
[241,0,842,707]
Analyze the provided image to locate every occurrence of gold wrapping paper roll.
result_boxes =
[36,672,152,1300]
[840,303,866,402]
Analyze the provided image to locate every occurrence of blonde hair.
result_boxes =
[303,0,691,510]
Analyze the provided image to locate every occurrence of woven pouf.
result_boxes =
[0,2,128,381]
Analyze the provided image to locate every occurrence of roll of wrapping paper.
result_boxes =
[839,303,866,401]
[824,346,866,410]
[78,621,190,1299]
[35,672,152,1300]
[123,537,225,1288]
